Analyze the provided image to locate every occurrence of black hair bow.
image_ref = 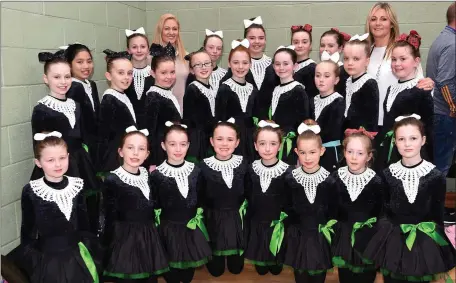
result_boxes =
[38,50,66,63]
[150,42,176,59]
[184,46,205,61]
[103,49,132,60]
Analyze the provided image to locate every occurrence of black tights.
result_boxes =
[338,268,377,283]
[206,255,244,277]
[255,264,283,275]
[163,268,195,283]
[115,277,158,283]
[294,271,326,283]
[384,275,429,283]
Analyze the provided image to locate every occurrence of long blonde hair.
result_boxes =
[365,2,399,58]
[152,13,186,62]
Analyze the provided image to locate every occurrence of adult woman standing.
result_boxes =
[365,2,434,127]
[152,13,188,111]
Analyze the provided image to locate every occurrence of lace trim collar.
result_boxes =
[112,166,150,200]
[103,88,137,123]
[223,78,254,113]
[156,161,195,198]
[190,81,216,117]
[252,160,289,192]
[203,155,243,188]
[30,176,84,221]
[314,92,343,120]
[148,86,182,118]
[133,65,152,100]
[295,59,316,73]
[38,95,76,128]
[344,73,374,117]
[210,67,227,93]
[72,78,94,111]
[271,81,303,116]
[338,166,376,201]
[251,54,272,89]
[386,78,419,112]
[292,167,329,203]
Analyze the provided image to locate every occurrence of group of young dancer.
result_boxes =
[5,12,456,283]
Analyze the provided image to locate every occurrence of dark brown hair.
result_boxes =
[187,50,210,69]
[151,55,175,72]
[254,120,284,143]
[203,34,223,48]
[393,116,425,137]
[126,34,150,49]
[163,123,189,142]
[119,131,149,151]
[213,122,240,139]
[273,48,298,64]
[296,119,322,147]
[244,18,266,38]
[320,29,345,48]
[34,136,68,159]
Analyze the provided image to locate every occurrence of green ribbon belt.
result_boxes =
[82,143,89,153]
[154,208,161,227]
[269,211,288,256]
[187,207,209,241]
[252,116,259,127]
[318,219,338,244]
[400,222,448,251]
[268,107,272,120]
[78,242,99,283]
[239,199,248,230]
[278,132,296,160]
[351,217,377,247]
[380,130,394,163]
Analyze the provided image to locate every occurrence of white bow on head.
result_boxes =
[243,16,263,29]
[258,120,280,128]
[58,42,81,50]
[165,121,188,128]
[349,33,369,42]
[205,29,223,38]
[320,51,340,63]
[34,131,63,141]
[218,117,236,124]
[125,27,146,37]
[297,123,321,135]
[231,39,250,49]
[395,113,421,122]
[125,125,149,136]
[276,45,295,51]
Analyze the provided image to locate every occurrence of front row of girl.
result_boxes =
[9,113,455,283]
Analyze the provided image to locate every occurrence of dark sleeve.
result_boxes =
[251,89,261,119]
[20,186,37,245]
[145,93,161,165]
[294,86,310,125]
[183,86,206,127]
[31,107,51,135]
[379,171,391,219]
[149,173,161,209]
[196,169,206,208]
[418,89,435,161]
[258,85,274,120]
[326,177,339,220]
[373,176,384,219]
[215,85,230,121]
[244,168,253,201]
[102,177,117,245]
[66,83,83,104]
[220,69,232,85]
[185,73,196,87]
[97,96,115,158]
[76,192,91,232]
[431,173,446,225]
[360,80,379,132]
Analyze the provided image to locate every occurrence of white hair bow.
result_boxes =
[243,16,263,29]
[205,29,223,38]
[165,121,188,128]
[320,50,340,63]
[58,42,81,50]
[125,27,146,37]
[231,39,250,49]
[219,117,236,124]
[395,113,421,122]
[125,125,149,136]
[258,120,280,128]
[349,33,369,42]
[276,45,295,51]
[297,123,321,135]
[34,131,63,141]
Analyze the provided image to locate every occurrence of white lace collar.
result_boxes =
[103,88,136,122]
[251,54,272,89]
[190,80,216,117]
[386,78,419,112]
[133,65,152,100]
[38,95,76,128]
[389,160,435,204]
[210,66,227,93]
[148,86,182,118]
[344,73,374,117]
[338,166,376,202]
[30,176,84,221]
[294,59,316,73]
[156,161,195,198]
[203,155,243,188]
[314,92,343,120]
[252,160,289,193]
[111,166,150,200]
[223,78,254,113]
[292,166,329,203]
[271,81,303,116]
[72,78,94,111]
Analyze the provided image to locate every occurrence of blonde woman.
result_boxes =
[365,2,434,127]
[152,13,189,110]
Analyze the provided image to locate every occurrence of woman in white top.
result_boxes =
[152,13,189,111]
[365,2,434,127]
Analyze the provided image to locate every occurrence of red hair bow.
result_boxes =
[331,27,340,33]
[396,30,421,50]
[291,24,312,33]
[331,27,351,42]
[344,127,378,140]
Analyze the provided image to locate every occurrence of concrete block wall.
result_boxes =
[0,1,146,255]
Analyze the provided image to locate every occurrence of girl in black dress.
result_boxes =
[103,127,169,282]
[244,120,291,275]
[150,123,212,283]
[375,31,433,171]
[216,40,259,163]
[183,50,217,162]
[145,43,181,170]
[199,121,248,277]
[364,116,456,283]
[313,60,345,172]
[330,128,383,283]
[280,119,337,283]
[8,133,101,283]
[125,27,154,128]
[291,24,318,98]
[342,35,380,133]
[97,50,135,175]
